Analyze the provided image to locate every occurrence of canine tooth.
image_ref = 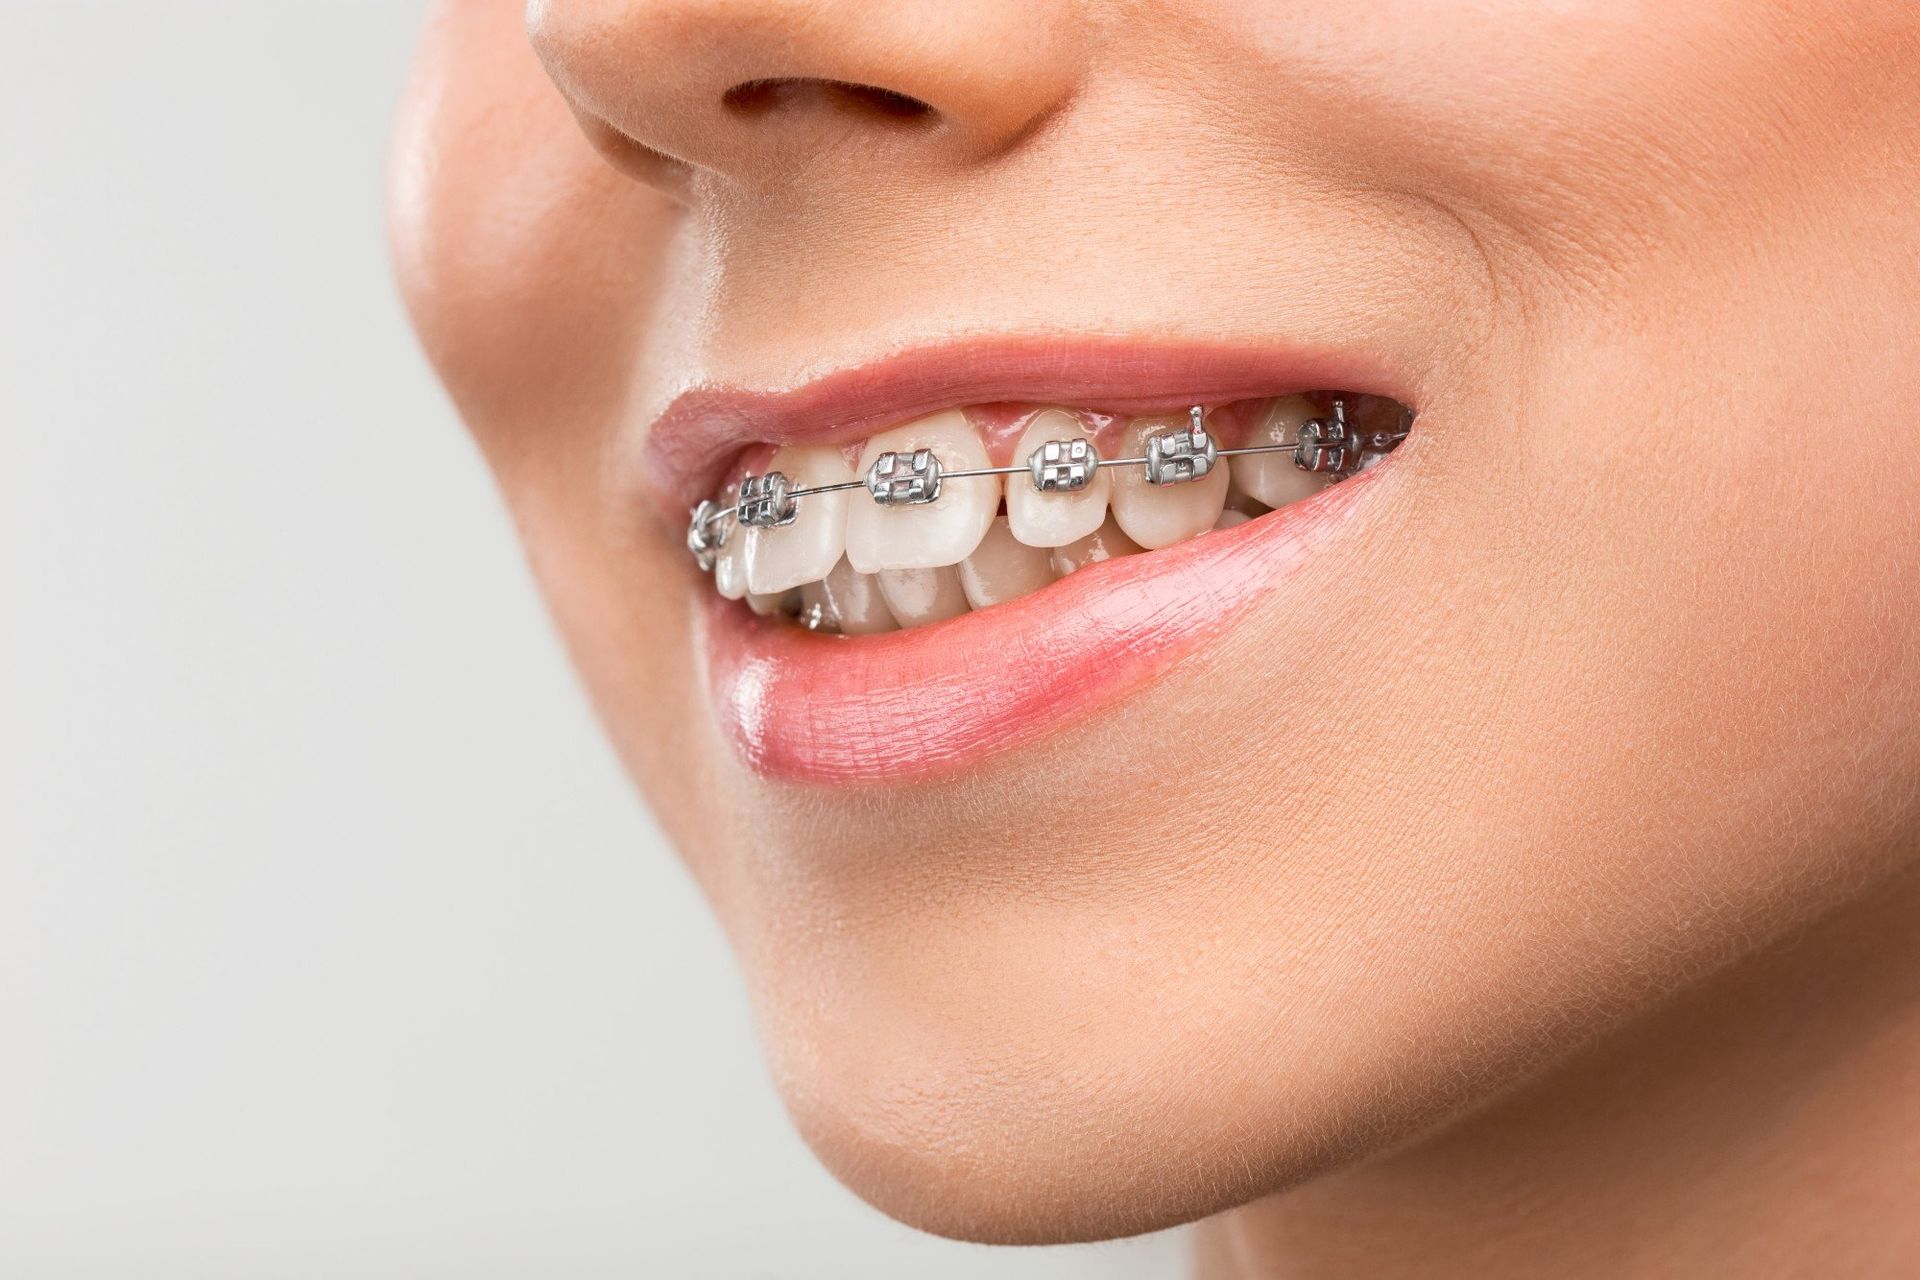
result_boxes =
[1048,513,1144,576]
[1231,395,1329,509]
[846,411,996,574]
[1108,414,1230,549]
[1006,408,1110,548]
[877,565,971,629]
[801,558,898,635]
[744,445,854,595]
[712,487,750,600]
[959,516,1057,608]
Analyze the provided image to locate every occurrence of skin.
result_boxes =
[389,1,1920,1273]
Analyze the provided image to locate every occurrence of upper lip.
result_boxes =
[638,334,1415,521]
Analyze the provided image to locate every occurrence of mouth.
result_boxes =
[645,339,1418,784]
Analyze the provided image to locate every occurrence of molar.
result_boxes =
[744,444,855,596]
[1005,408,1110,548]
[1108,413,1230,549]
[845,410,997,574]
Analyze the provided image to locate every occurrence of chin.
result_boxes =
[745,913,1352,1246]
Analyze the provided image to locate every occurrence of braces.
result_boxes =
[688,399,1408,571]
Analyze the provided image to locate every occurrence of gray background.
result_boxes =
[0,3,1184,1275]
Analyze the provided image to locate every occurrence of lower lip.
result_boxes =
[702,470,1384,784]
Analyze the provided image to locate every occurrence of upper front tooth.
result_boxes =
[1006,408,1111,548]
[1230,395,1329,510]
[744,444,855,595]
[1108,413,1230,549]
[845,410,996,574]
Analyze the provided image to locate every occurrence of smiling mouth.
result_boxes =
[688,392,1411,629]
[648,338,1420,782]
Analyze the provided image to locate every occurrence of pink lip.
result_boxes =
[703,467,1387,784]
[643,335,1407,515]
[670,336,1415,783]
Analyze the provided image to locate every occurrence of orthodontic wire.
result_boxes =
[690,400,1409,540]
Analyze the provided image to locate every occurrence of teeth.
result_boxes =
[1006,408,1110,547]
[800,557,898,635]
[1223,487,1270,517]
[746,587,800,616]
[712,485,750,600]
[1048,513,1145,576]
[1108,413,1230,549]
[710,392,1408,627]
[959,516,1057,608]
[877,565,972,629]
[846,410,996,574]
[745,445,855,595]
[1231,395,1329,510]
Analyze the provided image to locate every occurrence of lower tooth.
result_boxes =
[1049,513,1144,576]
[746,587,800,616]
[1230,395,1329,509]
[801,558,898,634]
[958,516,1057,608]
[1108,413,1230,549]
[1214,509,1253,530]
[877,565,971,629]
[1224,487,1270,516]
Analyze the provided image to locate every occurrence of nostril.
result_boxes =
[832,81,936,120]
[722,78,935,124]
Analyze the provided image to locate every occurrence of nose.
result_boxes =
[527,0,1085,190]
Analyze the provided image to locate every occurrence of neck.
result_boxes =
[1198,865,1920,1279]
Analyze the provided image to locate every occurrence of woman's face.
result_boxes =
[391,0,1920,1242]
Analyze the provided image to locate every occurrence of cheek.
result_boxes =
[1212,0,1904,268]
[1616,449,1920,845]
[390,0,679,453]
[1196,0,1920,840]
[391,3,730,875]
[1463,286,1920,923]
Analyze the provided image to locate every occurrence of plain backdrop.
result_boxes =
[0,4,1185,1276]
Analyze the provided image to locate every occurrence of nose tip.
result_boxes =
[528,0,1084,189]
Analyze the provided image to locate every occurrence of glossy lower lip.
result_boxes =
[642,335,1408,516]
[702,465,1387,784]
